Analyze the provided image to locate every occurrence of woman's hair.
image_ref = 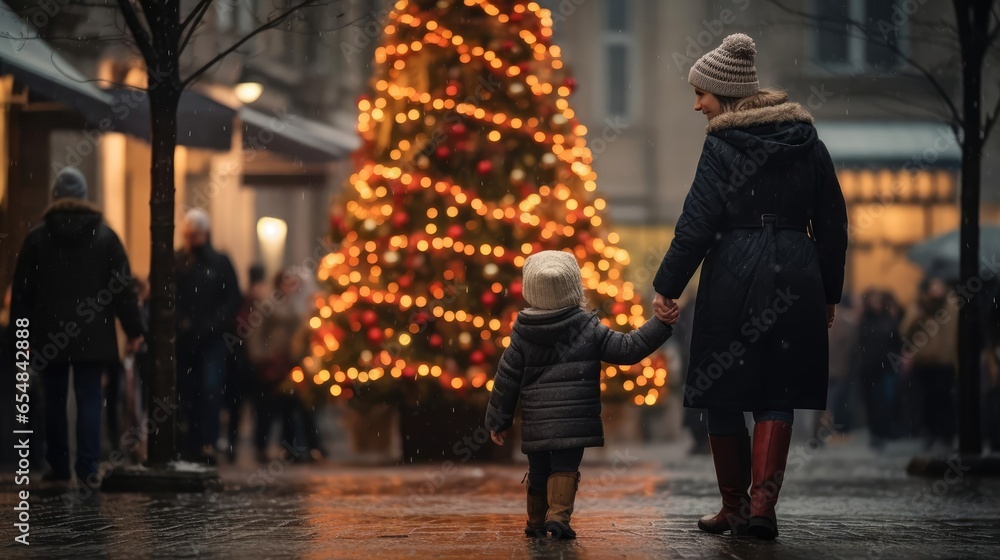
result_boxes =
[716,88,789,114]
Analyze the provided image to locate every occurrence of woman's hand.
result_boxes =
[490,430,506,446]
[653,294,680,325]
[827,304,836,329]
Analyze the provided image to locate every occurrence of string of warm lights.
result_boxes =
[351,164,603,231]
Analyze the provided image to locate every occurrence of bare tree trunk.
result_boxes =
[955,0,986,456]
[144,1,183,467]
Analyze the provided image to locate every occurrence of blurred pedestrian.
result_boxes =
[824,293,858,437]
[651,33,848,540]
[175,208,241,464]
[10,167,145,484]
[852,289,902,450]
[486,251,675,540]
[223,264,267,463]
[247,270,309,464]
[901,276,958,450]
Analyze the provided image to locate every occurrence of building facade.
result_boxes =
[547,0,1000,305]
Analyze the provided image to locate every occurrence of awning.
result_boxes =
[103,87,237,151]
[814,121,961,167]
[0,3,113,126]
[240,107,360,164]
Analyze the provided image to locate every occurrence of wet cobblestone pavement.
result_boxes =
[2,442,999,559]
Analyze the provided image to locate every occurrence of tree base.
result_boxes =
[907,454,1000,477]
[100,461,223,492]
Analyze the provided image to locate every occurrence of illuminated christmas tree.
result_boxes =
[304,0,668,409]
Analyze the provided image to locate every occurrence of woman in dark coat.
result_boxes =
[651,34,848,540]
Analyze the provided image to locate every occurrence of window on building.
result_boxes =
[215,0,233,32]
[236,0,258,35]
[602,0,636,121]
[812,0,905,73]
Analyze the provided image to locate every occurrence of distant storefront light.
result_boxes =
[235,82,263,104]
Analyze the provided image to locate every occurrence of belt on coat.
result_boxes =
[725,214,809,232]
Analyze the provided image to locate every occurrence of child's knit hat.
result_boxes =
[688,33,759,98]
[521,250,584,310]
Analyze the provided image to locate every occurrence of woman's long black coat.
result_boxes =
[653,102,848,411]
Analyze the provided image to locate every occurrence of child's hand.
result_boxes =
[653,294,680,325]
[490,431,506,446]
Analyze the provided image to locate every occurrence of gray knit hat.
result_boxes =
[688,33,759,98]
[51,167,88,200]
[521,250,585,310]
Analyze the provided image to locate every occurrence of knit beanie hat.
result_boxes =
[688,33,759,98]
[51,167,88,200]
[521,250,584,311]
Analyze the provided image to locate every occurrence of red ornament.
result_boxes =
[509,281,523,298]
[361,309,379,327]
[429,334,443,348]
[398,275,413,289]
[366,326,384,344]
[476,159,493,175]
[435,145,452,160]
[449,122,467,136]
[391,211,409,228]
[611,302,627,316]
[445,80,461,97]
[414,311,430,324]
[517,61,531,74]
[510,11,523,23]
[447,224,464,239]
[329,214,345,233]
[501,40,515,52]
[563,76,577,93]
[469,350,485,365]
[481,291,497,307]
[402,365,417,378]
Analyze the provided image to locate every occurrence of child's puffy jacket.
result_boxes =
[485,306,672,453]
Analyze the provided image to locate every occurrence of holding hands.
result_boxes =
[653,293,680,325]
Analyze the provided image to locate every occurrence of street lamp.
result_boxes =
[257,216,287,275]
[234,81,263,104]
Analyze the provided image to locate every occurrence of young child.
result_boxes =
[485,250,676,539]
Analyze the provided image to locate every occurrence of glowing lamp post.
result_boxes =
[257,216,287,276]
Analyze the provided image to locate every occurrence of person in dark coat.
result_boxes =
[175,208,241,464]
[10,167,145,484]
[650,35,848,540]
[852,289,903,450]
[485,251,675,539]
[825,294,858,436]
[223,263,267,463]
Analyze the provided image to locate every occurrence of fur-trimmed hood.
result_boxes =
[706,101,814,134]
[708,102,818,160]
[42,198,103,243]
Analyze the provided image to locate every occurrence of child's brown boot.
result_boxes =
[525,481,548,537]
[544,471,580,539]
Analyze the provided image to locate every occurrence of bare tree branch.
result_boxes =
[181,0,341,88]
[115,0,155,63]
[179,0,214,54]
[766,0,963,131]
[983,84,1000,139]
[181,0,214,31]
